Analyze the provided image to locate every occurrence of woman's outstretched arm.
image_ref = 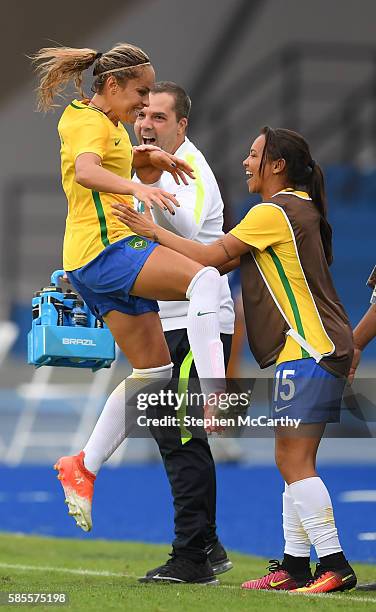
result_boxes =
[112,203,249,267]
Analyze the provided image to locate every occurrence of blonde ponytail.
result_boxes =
[32,42,151,112]
[32,46,99,111]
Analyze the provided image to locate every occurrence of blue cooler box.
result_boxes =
[28,270,115,371]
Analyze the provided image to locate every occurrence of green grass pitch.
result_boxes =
[0,533,375,610]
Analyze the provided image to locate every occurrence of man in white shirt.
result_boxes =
[134,82,235,584]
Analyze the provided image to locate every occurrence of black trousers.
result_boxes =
[146,329,232,563]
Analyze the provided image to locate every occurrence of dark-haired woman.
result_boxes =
[112,126,357,594]
[33,43,227,584]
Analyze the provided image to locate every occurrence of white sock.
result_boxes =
[283,483,311,557]
[186,267,225,397]
[83,363,173,474]
[288,476,342,558]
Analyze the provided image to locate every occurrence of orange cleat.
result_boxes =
[242,560,311,591]
[291,563,357,594]
[54,451,96,532]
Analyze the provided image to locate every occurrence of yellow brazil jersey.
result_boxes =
[58,99,135,271]
[230,190,335,365]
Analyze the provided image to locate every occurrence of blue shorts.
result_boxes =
[66,235,159,321]
[272,358,345,424]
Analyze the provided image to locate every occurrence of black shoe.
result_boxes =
[144,540,233,578]
[205,540,233,575]
[144,553,176,578]
[139,556,219,585]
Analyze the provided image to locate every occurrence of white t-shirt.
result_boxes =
[134,137,234,334]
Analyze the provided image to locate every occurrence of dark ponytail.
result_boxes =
[309,163,333,265]
[260,126,333,265]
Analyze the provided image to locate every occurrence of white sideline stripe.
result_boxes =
[340,490,376,502]
[359,532,376,541]
[0,562,130,578]
[0,563,374,602]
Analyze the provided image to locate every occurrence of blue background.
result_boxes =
[0,464,374,563]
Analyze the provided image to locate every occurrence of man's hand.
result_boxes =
[203,402,226,435]
[133,144,162,154]
[133,145,195,186]
[203,392,228,435]
[149,150,195,185]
